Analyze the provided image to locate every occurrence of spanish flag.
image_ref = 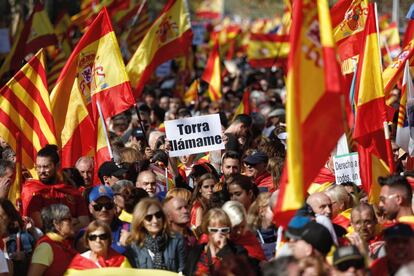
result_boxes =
[247,33,290,68]
[233,89,251,119]
[331,0,368,75]
[183,79,199,105]
[380,22,401,67]
[193,0,223,20]
[51,8,135,168]
[274,0,344,226]
[126,0,193,98]
[201,40,222,102]
[0,50,56,170]
[0,3,57,84]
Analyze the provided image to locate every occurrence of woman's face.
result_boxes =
[88,227,110,256]
[228,184,252,211]
[56,216,75,239]
[208,221,230,250]
[143,204,164,237]
[200,178,215,200]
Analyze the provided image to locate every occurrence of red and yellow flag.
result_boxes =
[275,0,344,225]
[126,0,193,98]
[201,40,222,102]
[0,50,56,170]
[192,0,223,20]
[247,33,290,68]
[380,22,401,67]
[331,0,368,75]
[0,4,57,84]
[124,1,152,55]
[183,79,199,105]
[51,8,135,168]
[8,131,22,208]
[233,89,251,119]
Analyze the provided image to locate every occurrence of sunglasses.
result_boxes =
[336,259,365,272]
[92,202,115,211]
[88,233,110,241]
[145,211,163,222]
[208,227,231,234]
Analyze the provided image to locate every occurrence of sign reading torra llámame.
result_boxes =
[165,114,225,157]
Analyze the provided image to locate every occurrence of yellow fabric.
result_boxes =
[398,215,414,224]
[119,210,132,223]
[307,182,333,194]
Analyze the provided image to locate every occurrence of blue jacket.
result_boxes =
[124,233,186,273]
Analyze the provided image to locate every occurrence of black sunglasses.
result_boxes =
[92,202,115,211]
[88,233,110,241]
[144,211,163,222]
[336,259,365,272]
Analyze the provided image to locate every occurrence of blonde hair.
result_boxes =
[165,188,192,204]
[119,147,142,163]
[222,201,246,227]
[247,192,270,231]
[201,208,231,234]
[128,198,169,246]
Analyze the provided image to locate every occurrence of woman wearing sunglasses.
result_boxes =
[125,198,185,272]
[184,208,249,276]
[66,221,130,273]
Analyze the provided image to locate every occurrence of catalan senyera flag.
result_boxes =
[124,1,152,55]
[247,33,290,68]
[8,131,21,208]
[51,8,135,168]
[0,50,57,170]
[396,61,414,155]
[201,40,222,102]
[47,48,67,90]
[274,0,344,226]
[126,0,193,98]
[331,0,368,75]
[233,89,251,120]
[0,4,57,84]
[380,22,401,66]
[383,39,414,97]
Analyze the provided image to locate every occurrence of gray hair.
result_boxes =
[75,156,94,168]
[112,179,134,194]
[41,204,71,233]
[222,200,246,227]
[0,159,14,177]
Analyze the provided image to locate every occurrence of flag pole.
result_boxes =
[134,104,149,147]
[96,101,113,160]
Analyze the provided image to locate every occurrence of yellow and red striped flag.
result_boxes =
[125,1,152,55]
[126,0,193,98]
[47,48,67,90]
[331,0,368,75]
[247,33,290,68]
[353,4,391,203]
[51,8,135,168]
[274,0,344,226]
[233,89,251,120]
[183,79,199,105]
[192,0,223,20]
[0,50,57,170]
[0,4,57,84]
[201,40,222,102]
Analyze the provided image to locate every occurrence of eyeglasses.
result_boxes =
[144,211,163,222]
[208,227,231,234]
[92,202,115,211]
[88,233,110,241]
[336,259,365,272]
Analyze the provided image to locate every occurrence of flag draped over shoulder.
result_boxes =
[0,50,56,170]
[51,8,135,168]
[331,0,368,75]
[0,4,57,83]
[274,0,344,226]
[126,0,193,98]
[201,40,222,102]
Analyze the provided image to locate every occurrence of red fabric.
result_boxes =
[195,247,221,276]
[332,214,350,229]
[190,200,203,228]
[370,257,389,276]
[232,230,266,261]
[313,167,335,184]
[255,172,274,193]
[68,248,126,269]
[35,235,77,276]
[21,179,88,217]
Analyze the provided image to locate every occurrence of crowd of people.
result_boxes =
[0,64,412,275]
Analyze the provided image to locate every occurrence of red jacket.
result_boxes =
[255,172,274,193]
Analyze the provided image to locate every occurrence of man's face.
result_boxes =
[167,198,190,225]
[76,160,93,187]
[104,175,121,186]
[351,209,376,242]
[136,173,157,197]
[159,97,170,110]
[244,162,266,178]
[378,186,400,220]
[89,197,115,224]
[385,237,414,268]
[309,194,332,218]
[36,156,57,184]
[221,158,240,180]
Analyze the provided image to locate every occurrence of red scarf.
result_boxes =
[68,248,126,270]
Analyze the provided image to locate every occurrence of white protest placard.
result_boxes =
[333,152,361,185]
[165,114,224,157]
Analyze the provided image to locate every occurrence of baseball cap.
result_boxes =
[98,161,128,180]
[131,127,145,139]
[268,108,285,118]
[244,151,268,165]
[333,246,365,271]
[285,216,312,240]
[384,223,414,240]
[300,221,334,256]
[89,185,114,202]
